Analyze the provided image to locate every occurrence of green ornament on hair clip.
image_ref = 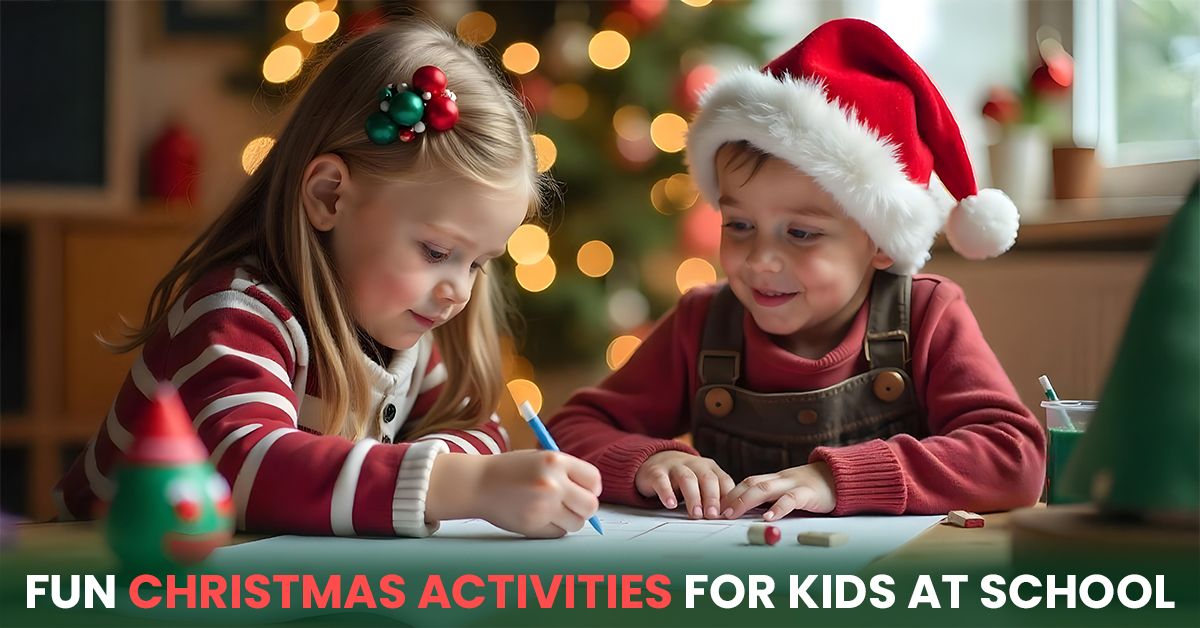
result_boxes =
[364,66,459,145]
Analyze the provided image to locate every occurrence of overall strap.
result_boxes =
[865,272,912,372]
[698,285,744,386]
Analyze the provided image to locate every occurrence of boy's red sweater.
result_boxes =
[548,275,1046,515]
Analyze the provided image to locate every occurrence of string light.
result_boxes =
[515,256,557,292]
[456,11,496,45]
[285,2,320,31]
[606,335,642,370]
[650,113,688,153]
[588,30,631,70]
[531,134,557,173]
[613,105,650,141]
[577,240,614,277]
[676,257,716,293]
[506,379,543,414]
[263,46,303,83]
[241,137,276,175]
[507,224,550,265]
[550,83,589,120]
[302,10,339,43]
[503,42,540,74]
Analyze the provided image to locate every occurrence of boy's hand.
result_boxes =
[428,451,602,538]
[635,451,735,519]
[720,462,836,520]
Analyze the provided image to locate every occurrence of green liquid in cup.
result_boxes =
[1047,427,1085,504]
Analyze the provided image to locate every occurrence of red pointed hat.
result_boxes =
[686,18,1019,274]
[126,383,208,465]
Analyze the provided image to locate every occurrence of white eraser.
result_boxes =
[1038,375,1052,390]
[519,401,537,421]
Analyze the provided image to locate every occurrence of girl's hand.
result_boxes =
[720,462,836,521]
[634,451,735,519]
[427,451,602,538]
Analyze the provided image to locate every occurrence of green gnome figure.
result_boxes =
[106,383,234,573]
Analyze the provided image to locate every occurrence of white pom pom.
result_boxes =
[945,188,1020,260]
[413,121,426,133]
[379,101,390,112]
[422,92,432,101]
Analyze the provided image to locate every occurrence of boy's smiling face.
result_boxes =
[714,143,893,356]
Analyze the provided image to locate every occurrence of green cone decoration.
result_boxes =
[1061,181,1200,515]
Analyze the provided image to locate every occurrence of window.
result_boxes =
[1075,0,1200,166]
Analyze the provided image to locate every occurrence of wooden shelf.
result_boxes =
[1,213,198,521]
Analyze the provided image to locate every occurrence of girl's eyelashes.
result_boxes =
[470,261,488,275]
[722,220,752,232]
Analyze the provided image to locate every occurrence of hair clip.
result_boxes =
[365,65,460,145]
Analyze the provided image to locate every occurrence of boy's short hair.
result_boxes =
[720,140,772,185]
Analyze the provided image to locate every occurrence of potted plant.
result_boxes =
[982,29,1093,217]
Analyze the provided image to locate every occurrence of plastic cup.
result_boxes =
[1042,400,1098,505]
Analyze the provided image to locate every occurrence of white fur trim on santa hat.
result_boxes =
[944,188,1019,259]
[686,68,949,275]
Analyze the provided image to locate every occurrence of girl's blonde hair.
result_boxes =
[108,19,544,441]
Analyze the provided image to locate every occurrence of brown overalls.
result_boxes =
[691,272,927,482]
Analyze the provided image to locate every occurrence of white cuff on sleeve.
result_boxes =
[392,439,449,537]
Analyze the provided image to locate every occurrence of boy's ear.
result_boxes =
[870,247,894,271]
[302,154,352,232]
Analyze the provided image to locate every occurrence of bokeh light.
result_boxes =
[577,240,614,278]
[503,42,540,74]
[665,173,699,208]
[613,105,650,141]
[515,256,557,292]
[531,134,557,173]
[607,288,650,330]
[506,379,543,414]
[507,224,550,265]
[650,179,671,214]
[263,46,303,83]
[676,257,716,293]
[241,137,276,175]
[315,0,337,10]
[588,30,631,70]
[302,11,339,43]
[650,112,688,153]
[550,83,589,120]
[606,335,643,370]
[285,2,320,31]
[456,11,497,45]
[681,0,713,6]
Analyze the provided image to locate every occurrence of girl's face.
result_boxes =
[304,156,527,351]
[714,145,892,355]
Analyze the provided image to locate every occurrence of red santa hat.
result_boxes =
[126,383,208,465]
[686,18,1019,275]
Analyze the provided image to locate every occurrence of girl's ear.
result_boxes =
[302,154,353,232]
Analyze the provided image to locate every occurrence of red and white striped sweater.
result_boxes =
[54,261,508,537]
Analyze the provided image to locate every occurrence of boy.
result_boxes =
[549,19,1044,521]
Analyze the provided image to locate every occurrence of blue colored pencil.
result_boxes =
[518,401,604,535]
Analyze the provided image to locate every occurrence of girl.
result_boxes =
[55,20,601,539]
[549,19,1044,522]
